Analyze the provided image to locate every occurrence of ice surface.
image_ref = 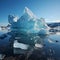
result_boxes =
[13,40,29,50]
[8,15,18,24]
[35,43,43,48]
[48,39,54,43]
[24,7,37,19]
[8,7,49,34]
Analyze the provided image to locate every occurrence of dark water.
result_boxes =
[0,31,60,60]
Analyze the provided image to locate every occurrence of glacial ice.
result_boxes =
[14,40,29,50]
[8,7,49,34]
[35,43,43,48]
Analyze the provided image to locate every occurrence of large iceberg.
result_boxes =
[8,7,49,34]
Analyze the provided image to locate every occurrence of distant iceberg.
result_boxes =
[8,7,49,34]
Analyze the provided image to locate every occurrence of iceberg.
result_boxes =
[8,7,49,34]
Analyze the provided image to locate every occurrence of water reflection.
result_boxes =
[0,31,60,60]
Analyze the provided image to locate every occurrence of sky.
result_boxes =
[0,0,60,25]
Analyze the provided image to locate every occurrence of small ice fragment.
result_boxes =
[48,39,54,43]
[35,43,43,48]
[13,40,29,50]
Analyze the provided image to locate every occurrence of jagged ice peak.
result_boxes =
[24,7,37,19]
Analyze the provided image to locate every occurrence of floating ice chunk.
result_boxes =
[48,39,54,43]
[56,32,60,35]
[35,43,43,48]
[13,40,29,50]
[8,7,49,34]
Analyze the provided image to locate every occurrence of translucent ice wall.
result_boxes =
[8,7,49,34]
